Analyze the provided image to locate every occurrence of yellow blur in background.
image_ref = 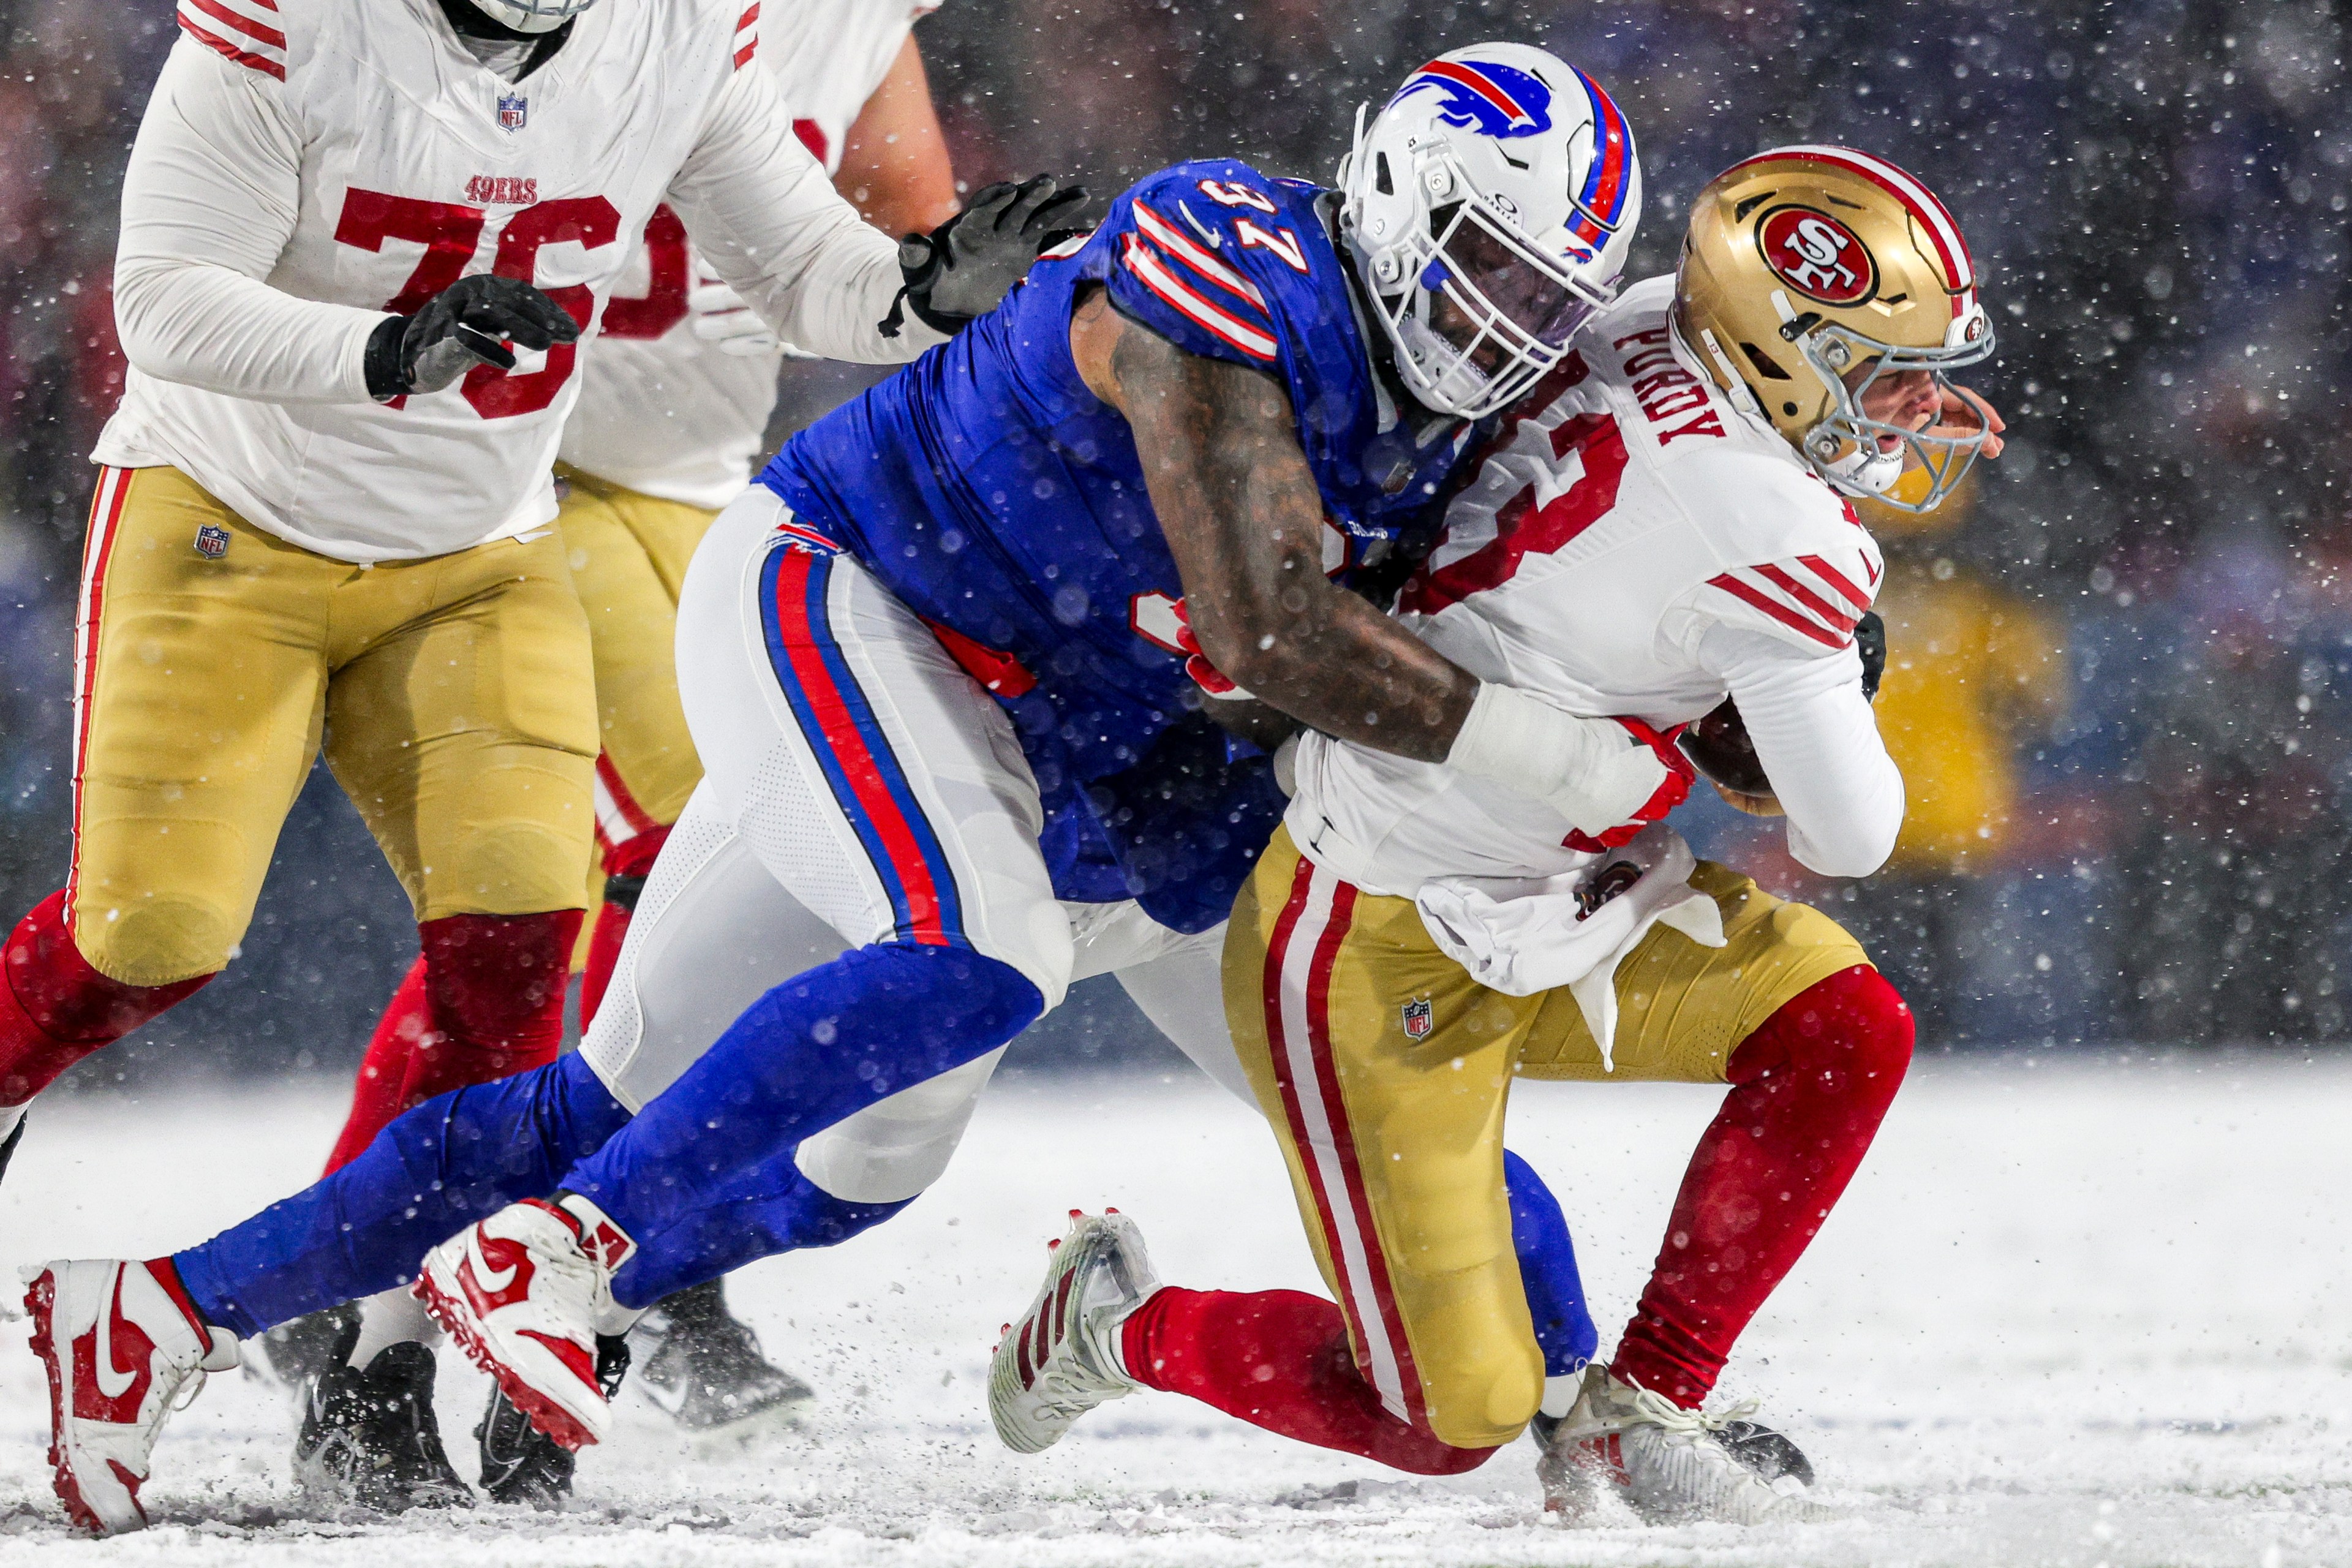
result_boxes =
[1859,473,2068,878]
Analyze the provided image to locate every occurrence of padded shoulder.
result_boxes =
[1672,453,1885,652]
[1088,160,1343,369]
[176,0,288,80]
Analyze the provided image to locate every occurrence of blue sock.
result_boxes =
[1506,1148,1598,1377]
[174,1053,630,1338]
[612,1150,908,1309]
[561,942,1041,1243]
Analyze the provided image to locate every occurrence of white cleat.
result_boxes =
[989,1209,1158,1455]
[1537,1365,1834,1526]
[22,1258,239,1536]
[412,1194,635,1452]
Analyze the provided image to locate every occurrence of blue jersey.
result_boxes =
[758,160,1476,928]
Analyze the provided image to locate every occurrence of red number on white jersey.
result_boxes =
[1235,218,1309,274]
[1129,591,1187,654]
[1195,179,1278,214]
[333,188,622,418]
[332,192,486,388]
[598,205,690,342]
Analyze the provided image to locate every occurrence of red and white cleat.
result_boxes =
[988,1209,1159,1455]
[412,1194,635,1452]
[21,1258,239,1536]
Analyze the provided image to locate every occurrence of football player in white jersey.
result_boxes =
[295,0,964,1503]
[0,0,1072,1530]
[992,145,2006,1525]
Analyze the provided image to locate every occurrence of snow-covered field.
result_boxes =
[0,1054,2346,1567]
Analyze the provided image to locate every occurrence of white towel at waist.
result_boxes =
[1413,824,1725,1071]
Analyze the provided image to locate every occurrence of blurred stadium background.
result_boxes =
[0,0,2345,1091]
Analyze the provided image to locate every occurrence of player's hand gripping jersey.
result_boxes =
[99,0,931,562]
[758,159,1479,922]
[1289,274,1905,897]
[559,0,938,509]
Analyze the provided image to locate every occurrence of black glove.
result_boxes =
[364,274,581,401]
[1855,609,1886,700]
[880,175,1090,339]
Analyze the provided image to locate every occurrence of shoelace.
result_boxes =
[170,1365,210,1415]
[1620,1384,1763,1450]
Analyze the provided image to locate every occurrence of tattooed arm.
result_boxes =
[1068,287,1681,830]
[1071,285,1474,760]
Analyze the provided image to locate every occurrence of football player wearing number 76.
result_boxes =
[0,0,1067,1527]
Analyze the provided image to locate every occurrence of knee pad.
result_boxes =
[793,1046,1005,1204]
[73,892,238,990]
[1425,1330,1547,1452]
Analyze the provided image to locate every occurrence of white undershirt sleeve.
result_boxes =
[1695,623,1905,879]
[113,40,387,404]
[665,58,945,366]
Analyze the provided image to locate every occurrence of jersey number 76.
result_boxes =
[334,188,621,418]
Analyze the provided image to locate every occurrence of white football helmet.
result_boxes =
[1338,44,1642,420]
[467,0,591,34]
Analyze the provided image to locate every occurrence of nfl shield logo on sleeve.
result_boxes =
[194,522,230,559]
[497,92,527,132]
[1401,997,1434,1040]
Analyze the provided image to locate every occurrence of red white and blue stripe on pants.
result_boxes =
[758,543,969,949]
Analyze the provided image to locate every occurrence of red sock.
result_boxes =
[1121,1286,1498,1476]
[0,890,213,1104]
[1610,965,1913,1407]
[321,910,581,1173]
[323,955,429,1173]
[580,826,668,1028]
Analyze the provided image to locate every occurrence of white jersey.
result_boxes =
[96,0,937,564]
[1290,274,1905,897]
[560,0,935,509]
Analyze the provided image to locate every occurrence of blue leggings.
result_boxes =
[177,942,1039,1335]
[176,940,1594,1375]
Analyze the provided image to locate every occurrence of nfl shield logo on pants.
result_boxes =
[194,522,230,559]
[1401,997,1433,1041]
[497,92,527,132]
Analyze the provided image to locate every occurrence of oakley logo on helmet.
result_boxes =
[1392,58,1553,140]
[1758,206,1875,306]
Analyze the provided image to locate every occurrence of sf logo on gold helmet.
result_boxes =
[1674,145,1996,513]
[1757,208,1875,306]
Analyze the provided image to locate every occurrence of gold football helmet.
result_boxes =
[1674,145,1994,512]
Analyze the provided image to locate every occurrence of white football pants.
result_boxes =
[579,488,1251,1205]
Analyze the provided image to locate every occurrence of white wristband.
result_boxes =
[1446,682,1667,834]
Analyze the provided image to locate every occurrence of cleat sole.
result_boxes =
[412,1273,600,1453]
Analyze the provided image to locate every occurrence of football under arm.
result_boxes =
[667,57,945,365]
[1704,625,1905,879]
[111,41,389,404]
[1078,294,1477,764]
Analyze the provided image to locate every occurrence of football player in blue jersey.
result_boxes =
[28,43,1677,1490]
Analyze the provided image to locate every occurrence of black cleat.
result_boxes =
[630,1279,815,1433]
[249,1302,360,1390]
[0,1110,23,1189]
[477,1334,630,1509]
[1713,1417,1816,1488]
[293,1336,473,1513]
[1529,1406,1815,1488]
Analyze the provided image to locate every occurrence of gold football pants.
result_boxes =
[1223,826,1869,1450]
[66,465,598,987]
[549,466,717,950]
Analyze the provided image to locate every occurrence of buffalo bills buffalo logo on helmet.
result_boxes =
[1758,206,1877,306]
[1392,56,1553,140]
